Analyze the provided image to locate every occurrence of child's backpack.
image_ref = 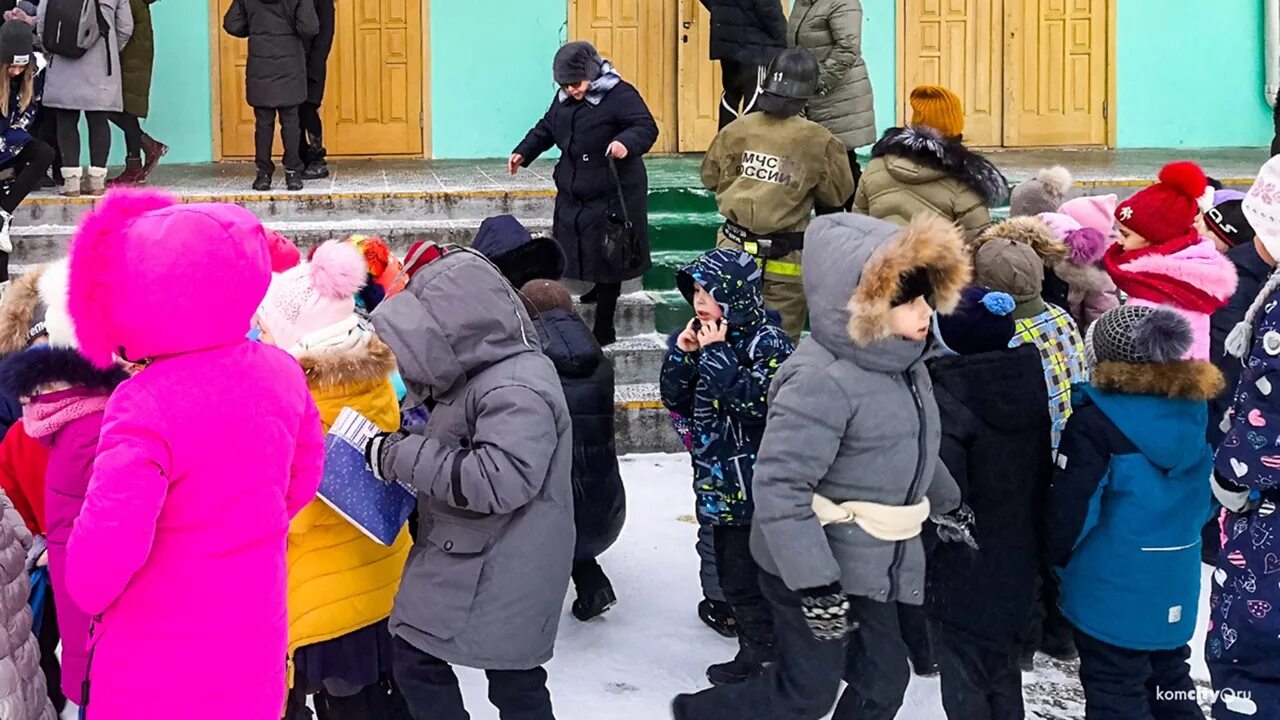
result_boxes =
[41,0,110,66]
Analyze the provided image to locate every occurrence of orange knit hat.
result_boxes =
[910,85,965,138]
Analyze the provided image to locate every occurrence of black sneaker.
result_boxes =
[706,646,775,686]
[571,563,618,622]
[286,172,304,192]
[252,172,272,191]
[909,656,940,678]
[698,599,737,638]
[301,160,330,181]
[1040,635,1079,662]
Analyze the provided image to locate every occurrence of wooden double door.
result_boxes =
[216,0,425,158]
[901,0,1111,147]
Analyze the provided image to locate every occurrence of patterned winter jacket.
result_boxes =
[660,249,794,526]
[1011,304,1089,452]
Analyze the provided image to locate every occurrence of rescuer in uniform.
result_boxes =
[701,47,855,342]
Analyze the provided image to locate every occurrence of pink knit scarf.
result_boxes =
[23,387,110,439]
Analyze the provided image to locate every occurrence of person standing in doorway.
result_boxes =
[788,0,874,211]
[299,0,333,180]
[106,0,167,186]
[223,0,319,192]
[701,0,786,130]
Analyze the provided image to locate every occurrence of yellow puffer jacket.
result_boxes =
[286,335,411,679]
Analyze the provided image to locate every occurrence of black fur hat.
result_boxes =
[553,41,603,86]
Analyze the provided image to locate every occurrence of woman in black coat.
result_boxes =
[510,40,658,347]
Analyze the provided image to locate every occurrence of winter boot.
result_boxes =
[571,560,618,621]
[39,173,56,189]
[107,158,145,187]
[87,166,108,196]
[286,171,304,192]
[59,167,82,198]
[698,598,738,638]
[253,171,272,192]
[0,209,13,254]
[139,133,168,182]
[579,285,599,304]
[1039,631,1079,662]
[706,645,776,686]
[1018,649,1036,673]
[301,135,329,180]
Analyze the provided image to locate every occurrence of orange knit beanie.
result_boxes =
[910,85,965,138]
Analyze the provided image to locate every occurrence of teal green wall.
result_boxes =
[430,0,567,158]
[1116,0,1270,148]
[860,0,897,144]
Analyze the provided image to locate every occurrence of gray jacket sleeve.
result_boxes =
[387,385,556,515]
[115,0,134,51]
[752,364,848,591]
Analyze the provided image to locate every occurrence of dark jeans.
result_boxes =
[392,636,554,720]
[54,108,109,167]
[253,105,303,175]
[108,111,143,159]
[815,151,863,215]
[300,101,325,163]
[719,59,764,129]
[677,572,909,720]
[0,139,54,213]
[935,623,1024,720]
[713,525,774,653]
[1074,629,1203,720]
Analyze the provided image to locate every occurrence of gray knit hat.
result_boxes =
[1010,167,1073,217]
[553,41,604,86]
[1084,305,1191,368]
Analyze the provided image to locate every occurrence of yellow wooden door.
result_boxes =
[676,0,722,152]
[571,0,678,154]
[1004,0,1108,146]
[216,0,424,158]
[900,0,1003,147]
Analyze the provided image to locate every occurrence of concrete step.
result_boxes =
[573,292,657,340]
[613,382,686,455]
[604,334,666,385]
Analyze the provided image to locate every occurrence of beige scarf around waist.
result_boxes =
[812,493,932,541]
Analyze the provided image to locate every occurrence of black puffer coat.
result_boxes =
[514,74,658,284]
[223,0,319,109]
[924,344,1051,645]
[534,308,625,562]
[700,0,787,65]
[304,0,334,106]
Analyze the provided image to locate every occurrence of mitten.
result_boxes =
[25,534,46,572]
[364,431,408,482]
[933,503,979,550]
[799,583,852,641]
[1213,471,1259,514]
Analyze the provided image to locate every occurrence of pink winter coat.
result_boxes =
[61,191,325,720]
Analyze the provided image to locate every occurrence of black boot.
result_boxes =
[579,285,599,304]
[1039,629,1079,662]
[286,172,304,191]
[253,171,272,191]
[698,598,737,638]
[706,644,776,686]
[571,560,618,621]
[301,135,329,180]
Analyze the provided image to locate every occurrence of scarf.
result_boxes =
[1102,236,1226,314]
[23,386,109,439]
[812,493,932,541]
[1226,266,1280,359]
[557,61,622,106]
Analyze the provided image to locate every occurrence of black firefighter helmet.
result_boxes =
[757,47,818,117]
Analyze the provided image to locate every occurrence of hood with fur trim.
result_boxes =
[1091,359,1224,402]
[0,266,46,356]
[0,346,129,399]
[870,125,1009,207]
[1053,258,1116,295]
[971,217,1069,265]
[37,259,76,348]
[296,334,398,391]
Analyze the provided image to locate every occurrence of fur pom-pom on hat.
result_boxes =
[258,240,367,353]
[1085,305,1191,367]
[937,285,1017,355]
[1010,166,1073,217]
[308,240,367,299]
[1063,228,1108,266]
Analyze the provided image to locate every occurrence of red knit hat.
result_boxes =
[1114,162,1207,246]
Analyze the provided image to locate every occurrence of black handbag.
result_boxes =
[602,156,640,271]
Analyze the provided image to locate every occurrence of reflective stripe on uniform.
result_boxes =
[761,259,802,276]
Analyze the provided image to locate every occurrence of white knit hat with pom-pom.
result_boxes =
[257,239,368,353]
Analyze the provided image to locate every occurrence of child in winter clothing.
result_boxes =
[1009,166,1073,218]
[660,247,794,685]
[970,216,1073,313]
[1105,162,1238,360]
[973,233,1088,452]
[927,286,1051,720]
[1038,211,1120,330]
[222,0,319,192]
[0,260,128,713]
[61,190,325,720]
[521,279,627,622]
[1059,193,1119,241]
[1049,305,1220,720]
[0,484,55,720]
[364,248,574,720]
[255,239,412,719]
[673,214,968,720]
[1209,155,1280,720]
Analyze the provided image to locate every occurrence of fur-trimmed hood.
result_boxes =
[0,266,45,356]
[1091,360,1223,401]
[0,345,129,399]
[1053,258,1115,294]
[295,334,398,391]
[971,217,1069,265]
[871,125,1010,207]
[802,214,970,371]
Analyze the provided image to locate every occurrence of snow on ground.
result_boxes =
[445,453,1216,719]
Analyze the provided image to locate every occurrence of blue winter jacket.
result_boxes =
[1048,359,1219,651]
[660,248,793,526]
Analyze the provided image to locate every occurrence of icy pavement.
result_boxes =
[438,453,1215,719]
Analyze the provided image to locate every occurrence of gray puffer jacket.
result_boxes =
[789,0,876,150]
[749,213,966,605]
[38,0,133,112]
[0,488,55,720]
[371,249,575,671]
